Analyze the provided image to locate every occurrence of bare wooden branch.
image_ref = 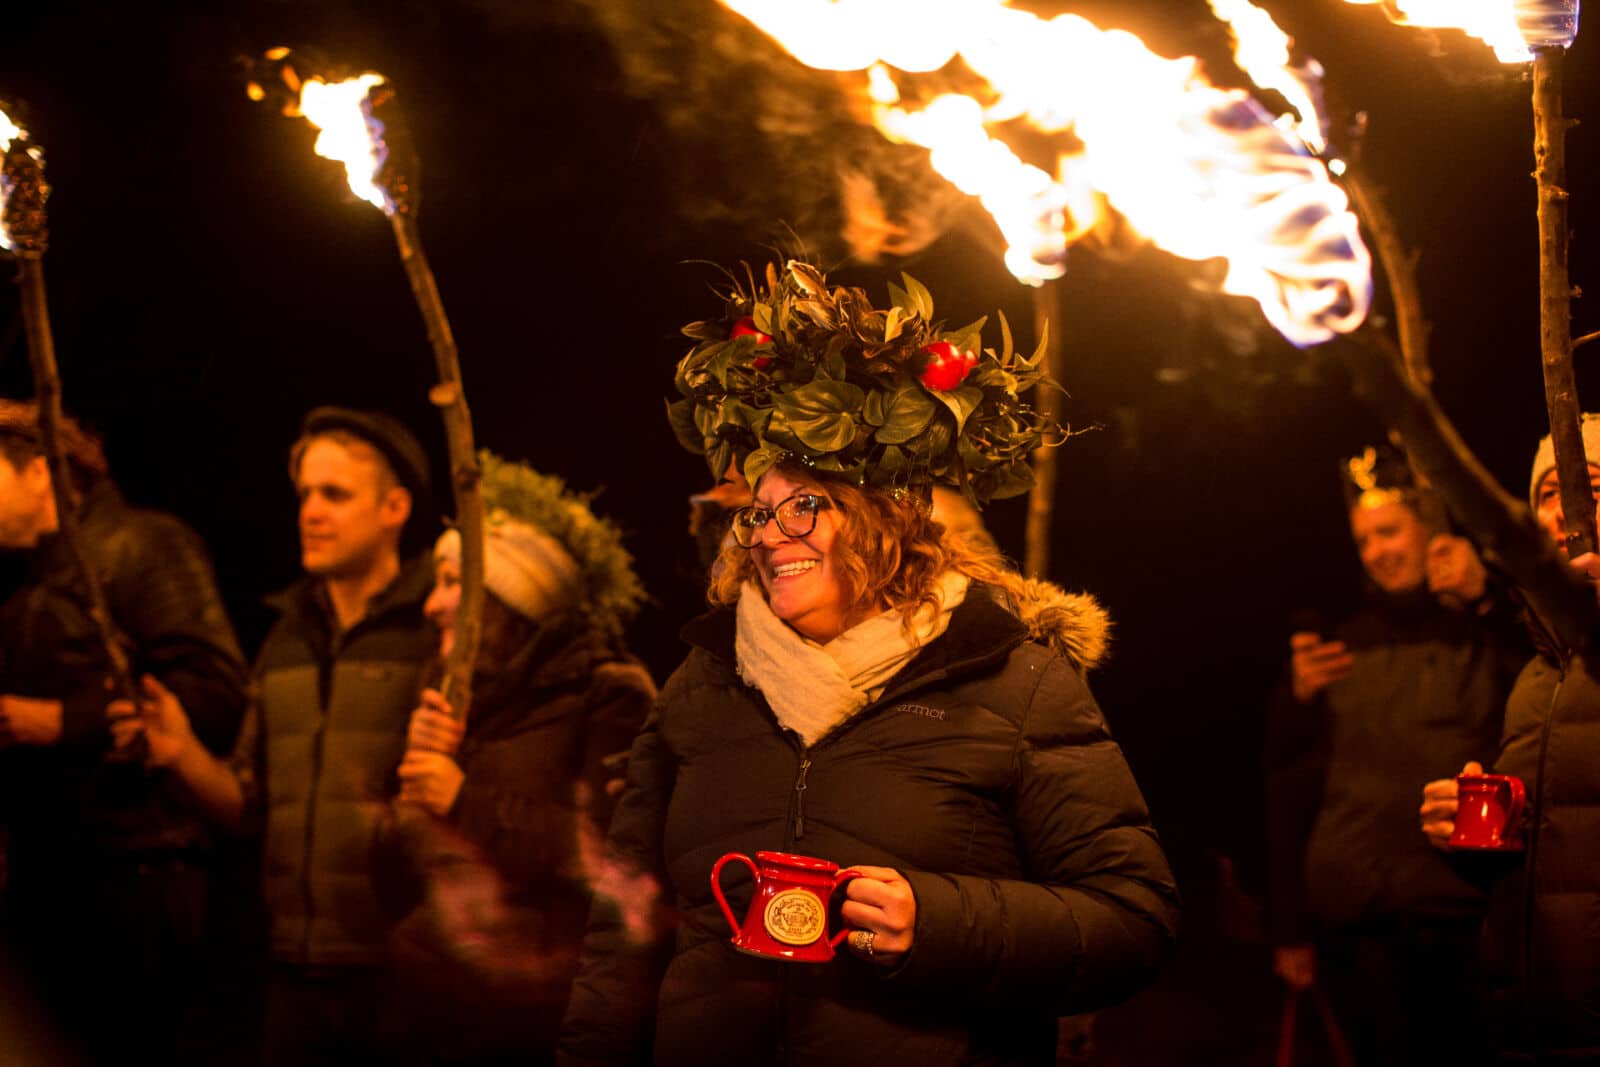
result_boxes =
[1339,327,1594,652]
[15,257,141,708]
[4,136,141,721]
[389,213,483,722]
[1532,47,1595,556]
[1342,168,1432,389]
[364,83,484,725]
[1023,279,1065,579]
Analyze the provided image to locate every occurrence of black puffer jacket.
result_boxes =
[1478,638,1600,1060]
[1264,588,1521,943]
[560,581,1179,1067]
[0,480,248,862]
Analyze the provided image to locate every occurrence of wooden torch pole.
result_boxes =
[3,136,140,712]
[1023,278,1065,579]
[370,86,484,722]
[1531,46,1595,556]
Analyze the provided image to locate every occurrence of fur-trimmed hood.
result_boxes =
[1005,577,1113,674]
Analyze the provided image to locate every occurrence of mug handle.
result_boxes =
[1502,776,1526,840]
[710,853,761,938]
[827,867,864,949]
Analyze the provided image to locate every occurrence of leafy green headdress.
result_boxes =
[667,260,1063,505]
[473,451,647,638]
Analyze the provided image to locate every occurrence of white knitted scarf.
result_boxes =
[734,571,969,746]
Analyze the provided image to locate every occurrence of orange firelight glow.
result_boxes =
[719,0,1372,348]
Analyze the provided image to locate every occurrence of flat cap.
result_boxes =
[300,406,431,501]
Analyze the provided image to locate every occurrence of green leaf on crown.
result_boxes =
[667,398,703,454]
[929,383,984,435]
[752,303,775,335]
[943,316,986,360]
[862,389,887,428]
[875,383,937,444]
[744,445,785,487]
[707,438,734,485]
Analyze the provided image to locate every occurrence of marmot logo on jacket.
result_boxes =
[887,702,947,721]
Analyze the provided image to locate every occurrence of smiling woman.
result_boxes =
[559,260,1180,1067]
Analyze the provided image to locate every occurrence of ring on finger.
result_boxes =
[848,928,876,960]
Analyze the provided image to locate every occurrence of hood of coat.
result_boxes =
[683,576,1111,678]
[1003,577,1111,673]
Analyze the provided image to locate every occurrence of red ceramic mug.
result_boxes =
[1450,773,1526,851]
[711,850,862,963]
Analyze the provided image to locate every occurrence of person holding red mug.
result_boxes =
[1264,444,1524,1067]
[1420,414,1600,1063]
[558,261,1179,1066]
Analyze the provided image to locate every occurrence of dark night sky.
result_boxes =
[3,0,1598,922]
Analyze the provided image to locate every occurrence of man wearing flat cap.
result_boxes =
[116,406,438,1061]
[250,407,439,1059]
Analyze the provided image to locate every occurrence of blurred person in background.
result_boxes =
[1266,444,1524,1066]
[384,452,654,1065]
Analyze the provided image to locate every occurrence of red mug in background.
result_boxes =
[711,850,862,963]
[1450,773,1526,851]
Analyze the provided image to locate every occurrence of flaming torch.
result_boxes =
[246,51,483,718]
[1337,0,1593,555]
[717,0,1374,575]
[0,105,143,722]
[1218,1,1594,648]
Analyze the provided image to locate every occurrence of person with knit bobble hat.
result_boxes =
[1420,415,1600,1063]
[386,451,656,1066]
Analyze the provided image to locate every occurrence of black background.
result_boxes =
[2,0,1596,1004]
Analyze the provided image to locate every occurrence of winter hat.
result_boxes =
[437,452,645,634]
[435,520,580,622]
[1529,413,1600,507]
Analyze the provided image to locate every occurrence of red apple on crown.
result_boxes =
[731,316,773,369]
[918,340,978,391]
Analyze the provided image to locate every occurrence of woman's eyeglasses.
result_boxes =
[730,492,832,547]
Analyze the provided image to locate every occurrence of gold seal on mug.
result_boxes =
[764,888,827,946]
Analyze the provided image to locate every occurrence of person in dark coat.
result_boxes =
[384,452,655,1065]
[558,260,1179,1067]
[0,399,249,1062]
[112,405,439,1063]
[1265,445,1523,1066]
[1422,415,1600,1063]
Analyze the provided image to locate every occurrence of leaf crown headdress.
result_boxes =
[476,451,646,638]
[668,259,1064,505]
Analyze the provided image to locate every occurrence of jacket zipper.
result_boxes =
[792,755,812,841]
[299,626,346,961]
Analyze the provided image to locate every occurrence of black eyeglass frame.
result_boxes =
[730,491,833,547]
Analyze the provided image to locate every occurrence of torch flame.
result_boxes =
[720,0,1372,347]
[1339,1,1572,63]
[1209,0,1328,154]
[296,73,392,213]
[0,106,42,253]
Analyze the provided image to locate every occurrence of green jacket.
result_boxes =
[237,555,434,967]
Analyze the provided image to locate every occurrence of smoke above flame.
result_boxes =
[718,0,1372,347]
